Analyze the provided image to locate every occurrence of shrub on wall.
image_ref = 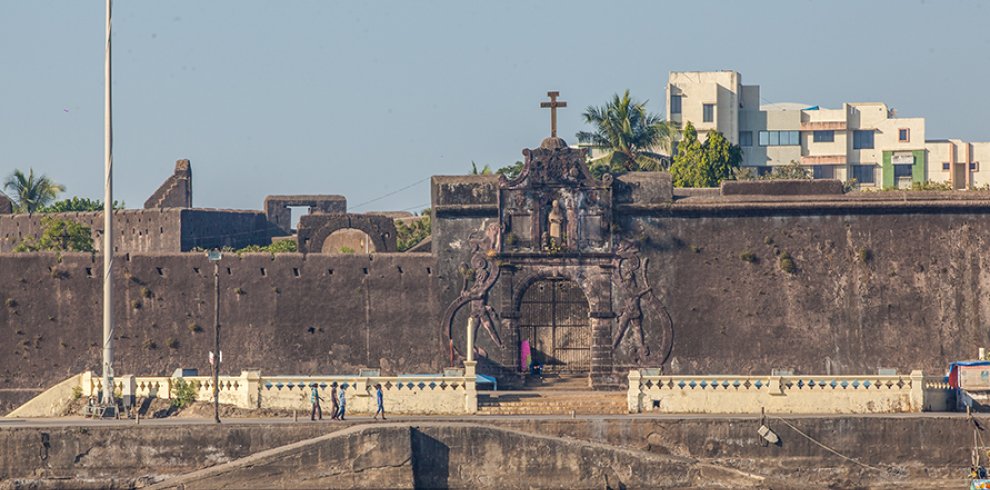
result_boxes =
[779,252,797,274]
[170,379,197,409]
[13,216,94,253]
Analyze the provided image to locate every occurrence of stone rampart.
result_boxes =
[0,208,273,253]
[0,252,440,414]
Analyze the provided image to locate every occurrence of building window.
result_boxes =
[893,164,913,179]
[898,128,910,142]
[853,130,874,149]
[670,95,682,115]
[739,131,753,147]
[758,130,800,146]
[851,164,876,184]
[703,104,714,123]
[943,162,951,171]
[972,162,980,171]
[812,130,835,143]
[813,165,835,179]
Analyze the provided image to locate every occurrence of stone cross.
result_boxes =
[540,91,567,138]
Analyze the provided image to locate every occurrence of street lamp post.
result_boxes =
[207,249,222,424]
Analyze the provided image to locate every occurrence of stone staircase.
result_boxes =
[477,391,628,415]
[477,375,627,415]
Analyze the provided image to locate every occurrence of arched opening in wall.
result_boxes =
[519,278,591,372]
[321,228,376,254]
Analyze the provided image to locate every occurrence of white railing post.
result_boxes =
[463,361,478,414]
[244,370,262,409]
[627,370,643,413]
[909,369,925,412]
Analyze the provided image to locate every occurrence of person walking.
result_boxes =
[373,383,386,421]
[330,383,340,420]
[337,386,347,421]
[309,384,323,421]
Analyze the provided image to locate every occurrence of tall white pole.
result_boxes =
[102,0,115,407]
[466,317,475,362]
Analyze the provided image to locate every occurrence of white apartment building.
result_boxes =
[666,70,986,189]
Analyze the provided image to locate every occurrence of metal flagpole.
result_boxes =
[102,0,115,409]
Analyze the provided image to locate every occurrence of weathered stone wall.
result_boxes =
[0,209,273,254]
[0,418,974,487]
[0,252,441,414]
[431,171,990,379]
[178,209,273,251]
[0,210,182,253]
[625,200,990,376]
[144,159,193,209]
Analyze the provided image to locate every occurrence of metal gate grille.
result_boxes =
[519,278,591,371]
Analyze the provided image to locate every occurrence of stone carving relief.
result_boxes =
[441,223,503,365]
[498,144,612,254]
[613,238,674,365]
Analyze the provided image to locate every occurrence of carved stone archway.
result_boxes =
[297,214,397,254]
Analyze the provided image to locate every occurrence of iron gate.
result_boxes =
[519,278,591,371]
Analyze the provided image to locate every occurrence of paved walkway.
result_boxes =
[0,411,984,428]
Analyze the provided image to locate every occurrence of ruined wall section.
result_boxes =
[144,159,192,209]
[0,209,272,253]
[0,252,440,414]
[621,201,990,376]
[0,210,183,253]
[179,209,273,251]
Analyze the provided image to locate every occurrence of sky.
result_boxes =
[1,1,989,213]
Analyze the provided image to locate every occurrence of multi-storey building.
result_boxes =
[666,70,986,189]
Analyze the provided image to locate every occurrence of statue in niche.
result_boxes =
[547,199,565,248]
[564,194,579,248]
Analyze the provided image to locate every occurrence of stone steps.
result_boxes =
[477,391,627,415]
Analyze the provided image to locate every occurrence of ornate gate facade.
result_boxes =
[519,278,591,371]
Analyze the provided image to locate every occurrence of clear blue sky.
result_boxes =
[2,1,988,212]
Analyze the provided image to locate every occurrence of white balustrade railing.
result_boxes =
[79,368,478,415]
[627,370,952,414]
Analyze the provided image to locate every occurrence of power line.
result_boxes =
[349,177,430,211]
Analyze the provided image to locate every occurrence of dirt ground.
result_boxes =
[62,396,300,419]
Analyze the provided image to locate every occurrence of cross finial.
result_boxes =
[540,91,567,138]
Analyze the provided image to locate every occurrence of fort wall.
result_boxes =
[0,252,440,414]
[0,209,272,254]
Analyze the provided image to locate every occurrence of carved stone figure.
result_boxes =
[441,223,503,365]
[547,199,565,246]
[612,238,674,364]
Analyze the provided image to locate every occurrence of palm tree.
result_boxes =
[576,90,674,174]
[3,169,65,213]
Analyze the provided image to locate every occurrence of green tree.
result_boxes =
[470,162,493,175]
[3,169,65,213]
[41,197,124,213]
[766,160,811,180]
[395,210,432,252]
[669,122,742,187]
[576,90,673,177]
[236,239,298,254]
[14,216,95,252]
[496,161,524,180]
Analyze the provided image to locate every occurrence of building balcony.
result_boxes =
[800,121,847,131]
[801,155,847,165]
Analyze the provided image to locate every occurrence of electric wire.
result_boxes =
[349,177,430,211]
[771,416,890,474]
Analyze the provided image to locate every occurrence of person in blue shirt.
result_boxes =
[337,386,347,421]
[373,383,386,421]
[309,384,323,421]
